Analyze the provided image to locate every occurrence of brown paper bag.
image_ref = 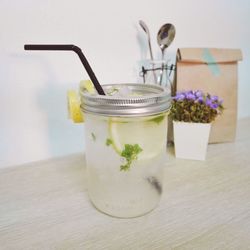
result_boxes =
[171,48,242,143]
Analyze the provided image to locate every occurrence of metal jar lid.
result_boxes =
[80,83,171,117]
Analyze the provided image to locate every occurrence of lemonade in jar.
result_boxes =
[81,83,170,218]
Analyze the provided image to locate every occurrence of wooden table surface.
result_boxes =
[1,118,250,250]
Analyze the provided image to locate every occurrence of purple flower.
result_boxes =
[174,93,185,101]
[206,99,212,107]
[210,103,219,109]
[210,95,219,102]
[186,93,196,100]
[194,90,203,98]
[197,96,204,103]
[205,98,219,109]
[219,98,223,105]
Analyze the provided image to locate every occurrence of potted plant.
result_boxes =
[169,90,224,160]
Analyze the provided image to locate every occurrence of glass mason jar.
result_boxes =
[80,83,171,218]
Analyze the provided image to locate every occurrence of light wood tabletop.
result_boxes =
[1,118,250,250]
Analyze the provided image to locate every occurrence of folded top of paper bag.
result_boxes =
[177,48,242,64]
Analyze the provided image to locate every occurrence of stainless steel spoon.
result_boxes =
[157,23,176,85]
[139,20,157,83]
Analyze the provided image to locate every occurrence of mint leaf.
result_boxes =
[120,144,143,171]
[91,132,96,141]
[149,114,165,124]
[106,138,113,146]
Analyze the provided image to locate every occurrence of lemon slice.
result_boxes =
[67,90,84,123]
[67,80,96,123]
[108,114,167,160]
[79,79,95,94]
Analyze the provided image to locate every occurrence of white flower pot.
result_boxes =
[173,121,211,161]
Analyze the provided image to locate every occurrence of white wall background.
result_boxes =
[0,0,250,168]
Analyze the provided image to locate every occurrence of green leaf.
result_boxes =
[120,144,143,171]
[149,114,165,124]
[106,138,113,146]
[120,164,130,171]
[91,132,96,141]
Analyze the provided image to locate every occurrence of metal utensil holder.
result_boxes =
[140,61,176,94]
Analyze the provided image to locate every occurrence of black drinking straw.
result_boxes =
[24,44,105,95]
